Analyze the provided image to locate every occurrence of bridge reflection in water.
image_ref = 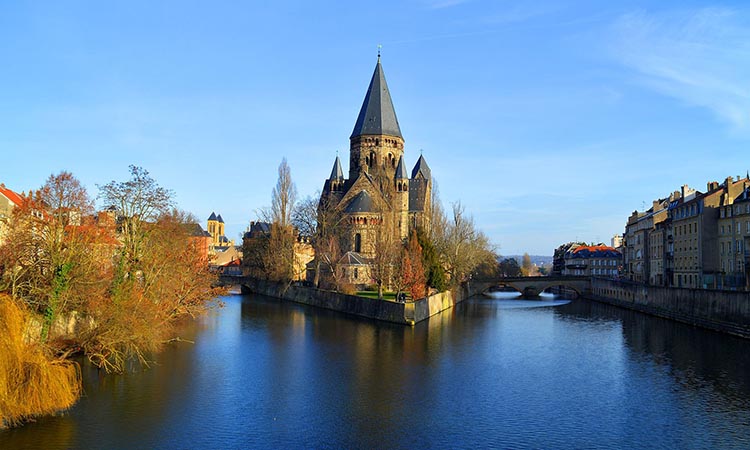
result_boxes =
[478,276,591,298]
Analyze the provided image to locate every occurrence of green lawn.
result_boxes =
[356,291,408,301]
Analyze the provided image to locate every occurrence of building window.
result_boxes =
[354,233,362,253]
[354,268,359,280]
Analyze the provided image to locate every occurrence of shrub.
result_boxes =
[0,295,81,428]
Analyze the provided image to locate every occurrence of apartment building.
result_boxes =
[718,186,750,289]
[668,177,748,288]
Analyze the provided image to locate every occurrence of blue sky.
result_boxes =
[1,0,749,255]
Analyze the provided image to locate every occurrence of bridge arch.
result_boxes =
[477,276,591,298]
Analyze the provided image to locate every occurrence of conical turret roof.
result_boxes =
[344,190,376,213]
[395,155,408,179]
[411,154,431,180]
[329,156,344,180]
[208,212,217,221]
[217,214,224,224]
[351,58,402,139]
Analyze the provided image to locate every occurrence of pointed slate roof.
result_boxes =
[411,155,431,180]
[329,156,344,180]
[395,155,408,179]
[208,212,217,221]
[344,190,376,213]
[217,214,224,223]
[351,58,402,139]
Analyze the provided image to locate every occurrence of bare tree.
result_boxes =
[438,201,496,286]
[246,158,299,283]
[292,193,350,288]
[271,158,297,228]
[98,166,174,277]
[370,211,400,299]
[521,253,533,276]
[429,179,448,244]
[0,173,106,340]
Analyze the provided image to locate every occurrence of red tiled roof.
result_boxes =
[0,186,24,206]
[572,245,616,254]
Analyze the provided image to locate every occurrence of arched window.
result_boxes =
[354,233,362,253]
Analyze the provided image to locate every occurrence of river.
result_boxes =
[2,292,750,449]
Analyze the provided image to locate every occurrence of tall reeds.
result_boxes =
[0,295,81,428]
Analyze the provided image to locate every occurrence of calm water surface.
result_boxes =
[2,292,750,449]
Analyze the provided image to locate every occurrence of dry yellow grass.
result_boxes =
[0,295,81,428]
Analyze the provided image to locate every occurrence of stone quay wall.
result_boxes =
[241,278,476,325]
[589,278,750,338]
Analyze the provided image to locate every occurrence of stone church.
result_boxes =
[319,56,432,260]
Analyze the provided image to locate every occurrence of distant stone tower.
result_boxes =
[320,55,432,259]
[207,212,226,248]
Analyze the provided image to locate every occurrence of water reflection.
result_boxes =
[1,293,749,449]
[556,299,750,407]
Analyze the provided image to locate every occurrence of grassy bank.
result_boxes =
[356,291,410,301]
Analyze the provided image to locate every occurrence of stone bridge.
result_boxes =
[472,276,592,298]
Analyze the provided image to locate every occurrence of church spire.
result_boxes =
[350,57,402,139]
[329,155,344,180]
[411,154,431,180]
[395,155,408,179]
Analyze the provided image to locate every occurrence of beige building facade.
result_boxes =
[718,186,750,289]
[670,177,747,288]
[0,185,23,245]
[624,198,669,283]
[562,245,621,277]
[623,176,750,290]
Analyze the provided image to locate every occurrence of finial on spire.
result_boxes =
[420,148,423,155]
[377,44,382,61]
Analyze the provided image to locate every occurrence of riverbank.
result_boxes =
[587,278,750,338]
[241,278,480,324]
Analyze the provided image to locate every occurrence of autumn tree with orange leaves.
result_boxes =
[399,229,427,300]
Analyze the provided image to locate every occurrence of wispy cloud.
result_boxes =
[610,7,750,132]
[479,3,561,26]
[420,0,473,10]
